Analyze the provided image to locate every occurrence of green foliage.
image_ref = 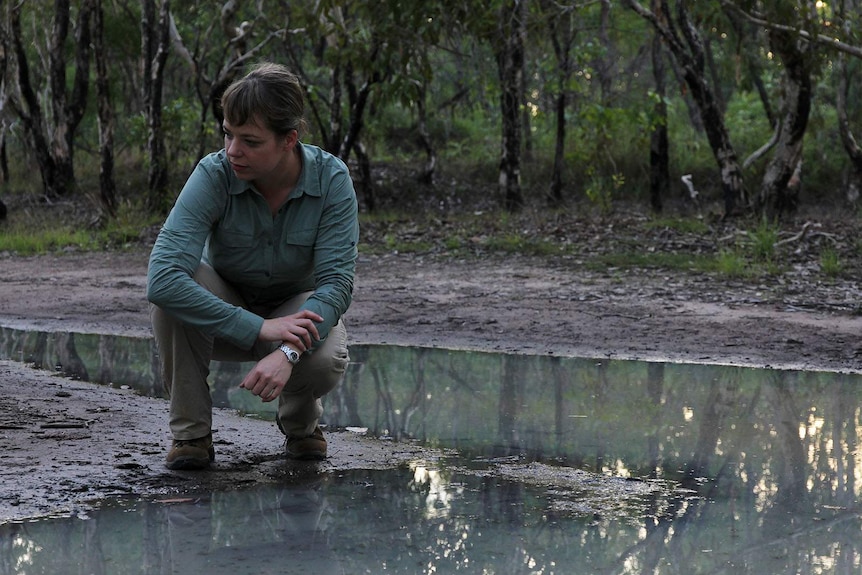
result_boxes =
[0,201,159,256]
[589,251,715,272]
[749,218,780,263]
[714,250,750,278]
[0,226,97,255]
[819,248,842,277]
[584,169,623,213]
[3,0,862,222]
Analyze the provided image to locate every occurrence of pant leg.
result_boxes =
[265,294,350,437]
[152,265,348,440]
[151,263,252,440]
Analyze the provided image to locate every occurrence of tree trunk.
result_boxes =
[595,0,613,101]
[835,3,862,205]
[52,0,93,199]
[93,0,117,220]
[326,61,344,154]
[495,0,525,212]
[5,1,92,199]
[545,0,575,207]
[756,28,812,218]
[628,0,748,217]
[725,9,775,127]
[141,0,171,211]
[649,26,669,213]
[549,89,566,207]
[338,62,375,162]
[0,24,9,189]
[339,63,378,211]
[416,80,437,185]
[353,140,374,212]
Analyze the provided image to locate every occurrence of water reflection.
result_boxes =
[2,463,860,574]
[3,326,862,572]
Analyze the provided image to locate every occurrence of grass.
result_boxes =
[820,248,842,277]
[714,250,751,278]
[0,227,99,254]
[0,200,159,255]
[2,193,846,288]
[645,216,710,235]
[589,251,713,271]
[749,218,780,263]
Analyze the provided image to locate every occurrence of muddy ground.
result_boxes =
[1,224,861,522]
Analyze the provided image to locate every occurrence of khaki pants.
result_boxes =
[150,263,349,440]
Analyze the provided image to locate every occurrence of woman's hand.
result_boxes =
[258,310,323,352]
[239,350,293,402]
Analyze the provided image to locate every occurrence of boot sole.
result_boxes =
[165,448,215,470]
[165,456,212,470]
[287,451,326,461]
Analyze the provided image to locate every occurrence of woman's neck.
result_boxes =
[255,146,302,213]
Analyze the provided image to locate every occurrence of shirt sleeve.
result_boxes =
[298,166,359,343]
[146,159,264,349]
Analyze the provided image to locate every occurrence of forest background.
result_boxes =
[1,0,862,283]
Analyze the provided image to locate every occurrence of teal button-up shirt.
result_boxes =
[147,142,359,350]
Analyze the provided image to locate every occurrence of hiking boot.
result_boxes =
[165,434,215,470]
[285,426,327,460]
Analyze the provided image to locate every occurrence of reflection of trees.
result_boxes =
[327,345,366,426]
[211,361,243,407]
[79,518,106,575]
[97,334,115,384]
[29,331,48,368]
[0,328,164,396]
[764,371,807,507]
[497,354,524,456]
[0,525,15,574]
[684,369,741,481]
[825,374,857,508]
[591,360,609,472]
[551,356,570,460]
[646,362,664,478]
[149,338,164,397]
[54,332,89,380]
[142,502,171,575]
[371,348,430,440]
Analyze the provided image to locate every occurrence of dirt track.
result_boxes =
[1,247,861,522]
[2,247,861,371]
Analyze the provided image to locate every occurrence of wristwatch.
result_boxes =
[278,344,301,365]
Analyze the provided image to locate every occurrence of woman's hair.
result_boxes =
[221,62,308,137]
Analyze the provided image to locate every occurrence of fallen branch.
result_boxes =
[774,222,813,247]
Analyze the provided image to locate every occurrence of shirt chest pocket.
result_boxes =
[279,229,317,270]
[209,228,258,276]
[283,228,317,247]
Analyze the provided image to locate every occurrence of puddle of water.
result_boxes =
[3,463,853,575]
[2,326,862,573]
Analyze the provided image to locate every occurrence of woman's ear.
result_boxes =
[283,129,299,151]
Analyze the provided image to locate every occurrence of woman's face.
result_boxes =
[222,117,291,181]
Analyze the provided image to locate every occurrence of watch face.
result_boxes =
[281,345,299,363]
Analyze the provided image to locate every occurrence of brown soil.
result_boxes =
[1,215,861,522]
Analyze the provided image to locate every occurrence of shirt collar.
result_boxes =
[225,141,322,198]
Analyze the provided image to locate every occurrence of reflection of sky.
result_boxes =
[4,329,862,573]
[410,460,461,519]
[4,457,862,573]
